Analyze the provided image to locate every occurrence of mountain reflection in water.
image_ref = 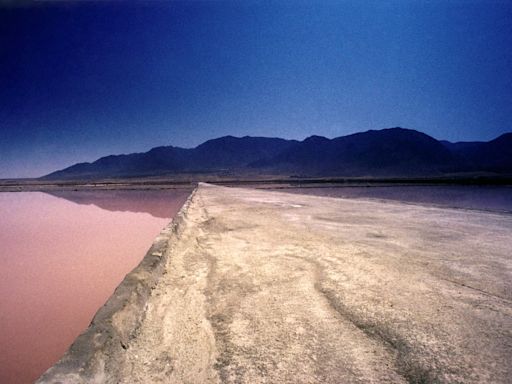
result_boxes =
[0,189,191,384]
[47,189,193,219]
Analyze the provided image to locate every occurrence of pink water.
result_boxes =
[0,189,191,383]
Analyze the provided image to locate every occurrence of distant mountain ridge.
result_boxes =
[43,128,512,179]
[252,129,458,176]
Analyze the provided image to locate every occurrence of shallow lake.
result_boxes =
[269,185,512,213]
[0,189,191,384]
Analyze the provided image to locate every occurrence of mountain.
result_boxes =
[186,136,298,170]
[43,128,512,180]
[252,128,458,176]
[45,146,189,179]
[441,133,512,172]
[44,136,296,179]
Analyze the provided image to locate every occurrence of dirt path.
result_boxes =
[39,183,512,383]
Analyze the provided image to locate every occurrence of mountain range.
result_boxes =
[43,128,512,179]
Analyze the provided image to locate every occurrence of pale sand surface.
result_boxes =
[38,183,512,383]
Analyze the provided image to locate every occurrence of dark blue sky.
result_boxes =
[1,1,511,178]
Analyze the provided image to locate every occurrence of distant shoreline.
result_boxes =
[1,175,512,192]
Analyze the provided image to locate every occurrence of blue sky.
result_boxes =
[1,0,511,178]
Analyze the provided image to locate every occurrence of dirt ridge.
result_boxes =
[36,187,198,383]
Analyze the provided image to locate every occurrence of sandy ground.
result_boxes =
[39,183,512,383]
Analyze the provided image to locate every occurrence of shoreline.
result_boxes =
[1,174,512,193]
[36,184,512,383]
[36,187,198,383]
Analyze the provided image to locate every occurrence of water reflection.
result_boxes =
[47,189,193,218]
[0,189,191,384]
[273,185,512,213]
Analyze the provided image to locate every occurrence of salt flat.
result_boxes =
[38,183,512,383]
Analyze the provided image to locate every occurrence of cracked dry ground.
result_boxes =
[119,184,512,384]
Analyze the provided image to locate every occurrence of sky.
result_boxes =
[1,0,511,178]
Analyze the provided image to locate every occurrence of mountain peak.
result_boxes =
[492,132,512,142]
[303,135,329,143]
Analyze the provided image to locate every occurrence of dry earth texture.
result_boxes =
[38,183,512,384]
